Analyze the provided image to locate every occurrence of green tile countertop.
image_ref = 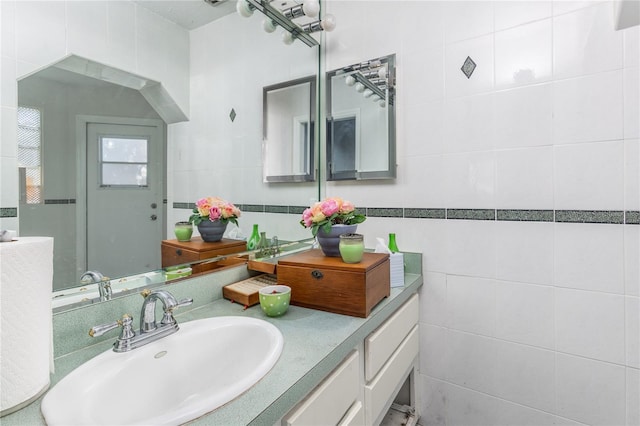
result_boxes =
[3,263,422,426]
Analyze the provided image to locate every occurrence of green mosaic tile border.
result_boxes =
[447,209,495,220]
[44,199,76,205]
[0,207,17,218]
[170,203,639,225]
[497,209,554,222]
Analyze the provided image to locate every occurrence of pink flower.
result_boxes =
[208,206,222,221]
[195,197,213,216]
[320,198,339,216]
[302,208,314,227]
[340,200,354,213]
[310,203,326,223]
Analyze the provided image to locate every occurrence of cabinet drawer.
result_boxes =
[284,351,360,426]
[365,294,419,381]
[338,400,365,426]
[364,326,419,426]
[161,245,199,266]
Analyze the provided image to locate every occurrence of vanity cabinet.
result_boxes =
[283,294,420,426]
[160,238,246,273]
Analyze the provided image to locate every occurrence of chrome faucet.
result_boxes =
[80,270,112,301]
[89,289,193,352]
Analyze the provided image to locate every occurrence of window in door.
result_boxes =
[99,136,149,187]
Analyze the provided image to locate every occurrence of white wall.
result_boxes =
[324,1,639,425]
[0,0,189,231]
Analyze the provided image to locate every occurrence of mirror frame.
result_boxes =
[262,75,317,183]
[325,53,396,181]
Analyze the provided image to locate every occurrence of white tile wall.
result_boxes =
[553,140,625,210]
[555,287,626,364]
[556,353,627,426]
[552,2,623,79]
[552,70,624,145]
[444,35,494,98]
[554,223,625,294]
[495,146,554,209]
[322,1,638,425]
[493,82,553,150]
[494,280,555,349]
[445,275,496,336]
[495,19,552,89]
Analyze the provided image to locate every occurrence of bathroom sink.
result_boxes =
[41,316,283,425]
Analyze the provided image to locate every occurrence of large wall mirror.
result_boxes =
[326,54,396,180]
[9,3,321,312]
[263,76,316,183]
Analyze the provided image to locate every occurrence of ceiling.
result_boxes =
[132,0,237,30]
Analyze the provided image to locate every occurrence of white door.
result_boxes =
[86,122,163,278]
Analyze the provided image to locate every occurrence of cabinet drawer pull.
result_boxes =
[175,249,182,256]
[311,270,323,279]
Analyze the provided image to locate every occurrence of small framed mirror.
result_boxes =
[326,54,396,180]
[263,76,316,183]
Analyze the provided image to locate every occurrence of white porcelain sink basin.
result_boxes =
[41,316,283,425]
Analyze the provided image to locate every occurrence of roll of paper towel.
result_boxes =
[1,237,54,416]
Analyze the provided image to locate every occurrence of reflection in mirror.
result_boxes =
[18,61,167,293]
[52,237,316,312]
[263,76,316,182]
[326,54,396,180]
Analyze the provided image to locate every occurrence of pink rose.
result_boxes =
[310,203,326,223]
[196,197,213,216]
[302,208,314,227]
[209,206,222,221]
[340,200,355,213]
[320,199,339,216]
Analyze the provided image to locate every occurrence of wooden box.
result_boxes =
[276,249,390,318]
[161,237,247,273]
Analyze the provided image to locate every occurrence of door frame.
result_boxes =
[75,115,166,277]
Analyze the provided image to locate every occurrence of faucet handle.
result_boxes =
[89,314,133,338]
[160,298,193,326]
[175,298,194,310]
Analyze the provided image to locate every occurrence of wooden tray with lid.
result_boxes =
[276,249,390,318]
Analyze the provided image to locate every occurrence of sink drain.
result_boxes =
[154,350,168,359]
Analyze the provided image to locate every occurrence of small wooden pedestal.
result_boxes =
[277,249,390,318]
[161,237,247,273]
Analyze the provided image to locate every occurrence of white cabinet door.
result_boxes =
[284,350,360,426]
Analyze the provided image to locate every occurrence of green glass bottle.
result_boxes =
[247,224,260,250]
[388,233,400,253]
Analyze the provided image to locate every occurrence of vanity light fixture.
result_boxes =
[341,61,394,107]
[231,0,335,47]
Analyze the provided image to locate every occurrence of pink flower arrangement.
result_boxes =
[300,197,366,236]
[189,197,241,226]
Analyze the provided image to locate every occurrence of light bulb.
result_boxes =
[372,94,381,102]
[302,0,320,18]
[379,100,387,108]
[263,18,277,33]
[345,75,356,86]
[355,82,365,93]
[320,14,336,32]
[378,66,387,79]
[236,0,254,17]
[363,89,373,98]
[282,31,295,45]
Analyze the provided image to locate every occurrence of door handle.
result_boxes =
[150,214,157,221]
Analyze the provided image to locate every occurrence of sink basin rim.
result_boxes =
[41,316,284,425]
